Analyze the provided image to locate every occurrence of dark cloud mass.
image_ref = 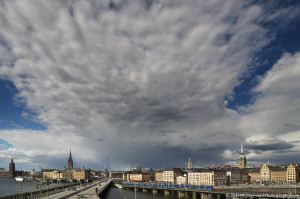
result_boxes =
[246,138,294,151]
[0,0,300,170]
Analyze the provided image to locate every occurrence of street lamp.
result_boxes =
[135,183,136,199]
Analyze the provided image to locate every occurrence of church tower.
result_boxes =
[104,164,108,177]
[9,158,15,177]
[188,157,192,169]
[68,149,73,169]
[238,142,246,169]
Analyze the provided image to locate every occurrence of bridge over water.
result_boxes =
[121,182,300,199]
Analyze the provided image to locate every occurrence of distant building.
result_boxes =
[73,166,89,180]
[176,174,187,184]
[286,164,299,184]
[0,159,16,177]
[43,150,90,181]
[104,164,108,177]
[163,168,183,183]
[270,167,286,184]
[261,163,272,182]
[248,168,261,183]
[238,142,246,169]
[214,170,228,186]
[188,172,213,185]
[68,149,73,170]
[129,173,151,182]
[43,169,58,179]
[109,171,125,180]
[188,158,192,169]
[155,171,163,182]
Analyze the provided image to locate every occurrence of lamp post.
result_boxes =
[135,183,136,199]
[20,181,23,199]
[47,184,49,199]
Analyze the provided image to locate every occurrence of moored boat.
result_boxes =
[15,176,24,182]
[115,183,122,189]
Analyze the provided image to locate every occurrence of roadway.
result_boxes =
[39,179,111,199]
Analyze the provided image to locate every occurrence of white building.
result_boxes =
[188,172,214,185]
[261,164,271,182]
[162,169,183,183]
[176,174,187,184]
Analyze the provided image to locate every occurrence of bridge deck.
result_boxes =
[39,179,111,199]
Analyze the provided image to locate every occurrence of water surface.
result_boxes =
[0,177,64,197]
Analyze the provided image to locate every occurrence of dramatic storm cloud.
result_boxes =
[0,0,300,170]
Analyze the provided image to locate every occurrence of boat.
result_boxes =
[115,183,123,189]
[15,176,24,182]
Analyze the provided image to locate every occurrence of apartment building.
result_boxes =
[286,164,299,184]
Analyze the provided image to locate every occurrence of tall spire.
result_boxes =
[241,141,244,154]
[188,157,192,169]
[238,141,246,169]
[68,149,73,169]
[68,149,72,161]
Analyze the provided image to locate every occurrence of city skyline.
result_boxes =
[0,1,300,171]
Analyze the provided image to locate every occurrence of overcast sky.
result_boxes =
[0,0,300,171]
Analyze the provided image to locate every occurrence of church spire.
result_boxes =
[68,149,73,169]
[68,149,73,161]
[241,141,244,154]
[188,157,192,169]
[238,141,246,169]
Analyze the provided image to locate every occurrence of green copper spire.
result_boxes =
[241,141,244,154]
[238,141,247,168]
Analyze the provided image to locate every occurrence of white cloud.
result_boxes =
[237,53,300,165]
[0,0,299,169]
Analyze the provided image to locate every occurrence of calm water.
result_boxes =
[0,177,63,197]
[102,187,193,199]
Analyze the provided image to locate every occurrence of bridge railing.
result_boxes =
[96,179,112,195]
[121,182,213,191]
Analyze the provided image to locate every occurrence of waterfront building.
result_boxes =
[155,171,163,182]
[43,169,56,178]
[0,159,16,177]
[176,174,187,184]
[9,159,15,177]
[68,149,73,170]
[53,170,62,179]
[213,170,227,186]
[109,171,125,180]
[123,172,130,181]
[270,167,286,184]
[238,142,246,169]
[188,158,192,169]
[188,171,214,185]
[42,150,90,181]
[163,168,183,184]
[286,164,299,184]
[247,168,261,183]
[73,166,89,180]
[43,170,63,179]
[225,169,249,185]
[260,164,272,182]
[61,170,73,180]
[129,173,151,182]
